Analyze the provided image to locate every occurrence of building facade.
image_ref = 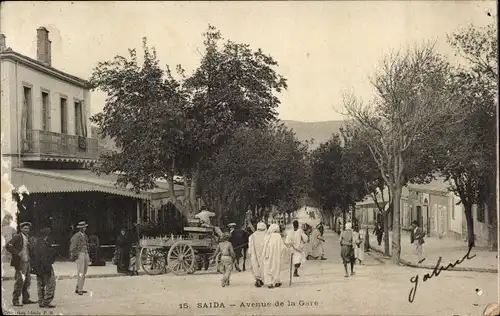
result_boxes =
[1,27,184,259]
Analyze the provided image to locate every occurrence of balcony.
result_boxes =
[23,129,99,161]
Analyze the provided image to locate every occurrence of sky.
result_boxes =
[1,1,496,122]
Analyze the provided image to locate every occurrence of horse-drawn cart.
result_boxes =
[139,226,222,276]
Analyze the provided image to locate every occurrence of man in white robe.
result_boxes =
[285,220,308,277]
[248,222,267,287]
[262,224,285,289]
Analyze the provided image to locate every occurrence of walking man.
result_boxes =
[340,222,356,277]
[248,222,267,287]
[31,227,56,308]
[285,220,308,277]
[5,222,36,306]
[410,220,426,264]
[262,224,286,288]
[213,233,236,287]
[70,221,90,295]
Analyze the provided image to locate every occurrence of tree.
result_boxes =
[434,22,498,247]
[180,25,288,215]
[89,38,191,214]
[342,43,465,263]
[198,124,308,225]
[89,25,287,218]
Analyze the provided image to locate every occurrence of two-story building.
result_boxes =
[1,27,184,258]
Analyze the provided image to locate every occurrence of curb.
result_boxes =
[369,245,498,273]
[2,271,147,281]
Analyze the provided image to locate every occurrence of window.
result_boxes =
[23,87,32,130]
[74,101,82,136]
[60,98,67,134]
[41,91,50,131]
[477,203,485,223]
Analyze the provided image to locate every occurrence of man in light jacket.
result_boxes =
[70,221,90,295]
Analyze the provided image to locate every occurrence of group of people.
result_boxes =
[215,219,310,289]
[3,220,94,309]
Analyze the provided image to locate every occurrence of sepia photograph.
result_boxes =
[0,1,498,315]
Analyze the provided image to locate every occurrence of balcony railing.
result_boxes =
[24,129,99,160]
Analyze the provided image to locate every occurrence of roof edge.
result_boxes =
[0,50,89,88]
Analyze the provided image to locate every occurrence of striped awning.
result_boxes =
[10,168,184,201]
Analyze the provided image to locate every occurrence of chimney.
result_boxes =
[0,34,5,52]
[37,27,51,66]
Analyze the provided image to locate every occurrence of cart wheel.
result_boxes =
[214,252,223,274]
[140,247,166,275]
[167,241,195,276]
[187,255,201,274]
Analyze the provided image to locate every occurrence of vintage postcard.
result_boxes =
[1,1,498,315]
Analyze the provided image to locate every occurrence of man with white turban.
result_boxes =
[340,222,356,277]
[262,224,286,289]
[248,222,267,287]
[285,220,308,277]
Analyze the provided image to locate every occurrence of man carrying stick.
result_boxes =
[285,220,308,277]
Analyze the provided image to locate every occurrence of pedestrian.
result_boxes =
[115,228,131,274]
[308,223,326,260]
[5,221,37,306]
[373,222,384,246]
[340,222,356,277]
[410,220,426,264]
[262,224,286,289]
[70,221,90,295]
[248,222,267,287]
[213,233,235,287]
[31,227,56,308]
[353,225,364,265]
[285,220,308,277]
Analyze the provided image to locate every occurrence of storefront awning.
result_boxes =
[10,168,184,201]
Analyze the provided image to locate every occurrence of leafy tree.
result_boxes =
[89,38,189,212]
[342,43,465,263]
[199,124,308,225]
[180,25,288,215]
[434,22,498,247]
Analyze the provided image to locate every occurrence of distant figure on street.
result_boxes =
[285,220,308,277]
[213,233,236,287]
[262,224,286,288]
[248,222,267,287]
[353,225,364,265]
[31,227,56,308]
[70,221,90,295]
[373,222,384,246]
[6,221,37,307]
[336,218,342,236]
[115,228,132,274]
[308,223,326,260]
[340,222,356,277]
[410,220,426,264]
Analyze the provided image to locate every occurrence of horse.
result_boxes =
[229,228,250,272]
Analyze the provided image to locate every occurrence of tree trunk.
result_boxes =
[342,209,347,230]
[364,227,370,252]
[383,211,390,256]
[464,204,475,247]
[189,164,200,216]
[391,186,402,264]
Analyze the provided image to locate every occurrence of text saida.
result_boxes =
[197,302,225,308]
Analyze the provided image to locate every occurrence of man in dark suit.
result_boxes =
[31,227,56,308]
[410,220,426,264]
[5,222,37,306]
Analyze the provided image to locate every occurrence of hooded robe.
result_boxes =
[248,222,267,281]
[285,226,308,265]
[262,224,286,286]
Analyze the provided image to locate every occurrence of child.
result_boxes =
[213,233,236,287]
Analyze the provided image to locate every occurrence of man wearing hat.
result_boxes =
[70,221,90,295]
[410,220,426,264]
[31,227,56,308]
[5,221,37,306]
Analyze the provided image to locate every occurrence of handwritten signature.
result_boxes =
[408,245,476,303]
